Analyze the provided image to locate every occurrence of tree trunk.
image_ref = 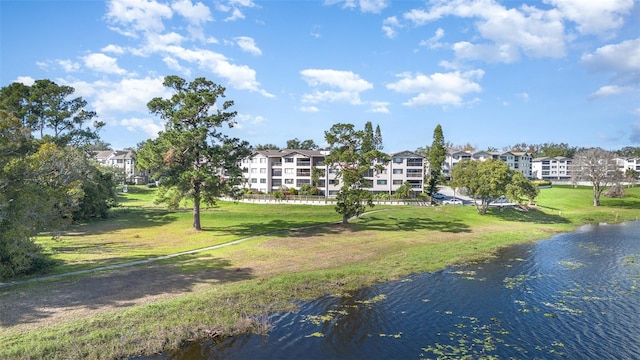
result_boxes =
[342,214,348,224]
[193,184,201,230]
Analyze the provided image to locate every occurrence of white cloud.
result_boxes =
[63,76,170,117]
[300,69,373,92]
[300,69,373,106]
[299,106,319,112]
[382,16,400,38]
[162,56,191,76]
[402,0,567,62]
[368,101,390,113]
[101,44,126,54]
[83,53,127,75]
[419,28,445,49]
[57,59,81,72]
[224,8,245,21]
[235,36,262,56]
[14,76,36,86]
[171,0,211,25]
[386,70,484,107]
[589,85,634,99]
[359,0,389,13]
[119,117,164,138]
[106,0,173,36]
[516,92,529,102]
[545,0,634,36]
[581,38,640,79]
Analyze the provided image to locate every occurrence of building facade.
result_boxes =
[443,150,533,179]
[240,149,425,196]
[93,150,149,184]
[531,156,572,180]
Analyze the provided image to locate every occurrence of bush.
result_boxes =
[533,180,552,187]
[604,184,624,198]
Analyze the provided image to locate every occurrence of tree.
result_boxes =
[625,168,638,187]
[615,146,640,158]
[535,142,576,158]
[286,138,318,150]
[571,148,617,206]
[395,181,413,198]
[255,143,280,150]
[138,76,251,230]
[506,171,539,205]
[451,159,513,214]
[374,124,383,150]
[0,80,104,147]
[324,123,389,224]
[426,124,446,197]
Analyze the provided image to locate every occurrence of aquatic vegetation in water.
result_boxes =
[559,260,586,270]
[304,332,324,338]
[300,309,349,325]
[450,269,486,281]
[503,274,543,289]
[377,332,402,338]
[355,294,387,305]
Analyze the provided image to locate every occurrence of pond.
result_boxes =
[150,221,640,359]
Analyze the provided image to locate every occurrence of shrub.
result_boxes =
[604,184,624,198]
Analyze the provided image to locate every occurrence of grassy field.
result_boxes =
[1,185,639,359]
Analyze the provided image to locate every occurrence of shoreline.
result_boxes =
[1,195,639,359]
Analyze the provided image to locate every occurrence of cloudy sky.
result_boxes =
[1,0,639,152]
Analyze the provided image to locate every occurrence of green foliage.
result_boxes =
[533,180,552,187]
[427,124,446,196]
[286,138,318,150]
[506,172,539,204]
[395,181,413,198]
[324,123,389,223]
[451,159,512,214]
[138,76,252,230]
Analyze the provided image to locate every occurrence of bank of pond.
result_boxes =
[148,221,640,360]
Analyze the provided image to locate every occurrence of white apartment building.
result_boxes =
[614,157,640,173]
[240,149,425,196]
[531,156,572,180]
[443,150,533,179]
[93,150,149,184]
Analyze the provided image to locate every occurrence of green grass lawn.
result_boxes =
[2,184,638,360]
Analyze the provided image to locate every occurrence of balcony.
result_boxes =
[296,159,311,166]
[296,169,311,177]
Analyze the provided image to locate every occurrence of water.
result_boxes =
[154,221,640,359]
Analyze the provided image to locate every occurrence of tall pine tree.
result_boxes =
[427,124,446,196]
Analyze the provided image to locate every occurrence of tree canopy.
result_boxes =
[571,148,618,206]
[286,138,319,150]
[0,80,115,279]
[426,124,446,197]
[137,75,251,230]
[451,159,537,214]
[324,123,389,224]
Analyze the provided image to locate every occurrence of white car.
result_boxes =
[442,198,463,205]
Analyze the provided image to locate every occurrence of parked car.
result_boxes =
[432,193,446,199]
[442,198,463,205]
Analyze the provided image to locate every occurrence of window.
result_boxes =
[297,169,311,177]
[251,178,257,183]
[377,179,387,185]
[259,158,266,163]
[296,179,311,186]
[329,168,339,174]
[377,169,387,175]
[272,179,282,187]
[393,180,403,185]
[406,158,422,166]
[393,169,403,174]
[284,168,294,174]
[284,158,294,163]
[393,157,403,164]
[284,179,294,184]
[251,168,257,173]
[296,158,310,166]
[260,178,266,183]
[329,179,337,185]
[272,169,282,176]
[406,169,422,177]
[259,168,266,173]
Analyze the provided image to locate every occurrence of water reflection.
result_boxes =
[153,221,640,360]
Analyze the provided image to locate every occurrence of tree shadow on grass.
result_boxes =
[487,206,570,224]
[62,208,178,236]
[355,216,472,233]
[0,255,254,328]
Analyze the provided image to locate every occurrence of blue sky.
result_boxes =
[1,0,639,152]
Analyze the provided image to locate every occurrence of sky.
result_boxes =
[1,0,639,153]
